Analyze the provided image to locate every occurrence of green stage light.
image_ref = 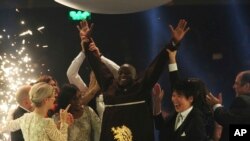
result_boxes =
[69,11,91,20]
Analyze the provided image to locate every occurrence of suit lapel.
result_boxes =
[174,108,195,137]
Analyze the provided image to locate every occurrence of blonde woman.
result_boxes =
[0,82,72,141]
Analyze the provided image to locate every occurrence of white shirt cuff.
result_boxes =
[213,104,223,111]
[169,63,178,72]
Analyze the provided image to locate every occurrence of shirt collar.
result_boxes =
[179,106,193,120]
[19,105,30,112]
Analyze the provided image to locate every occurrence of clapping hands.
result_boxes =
[152,83,164,115]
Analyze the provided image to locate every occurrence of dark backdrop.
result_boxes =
[1,4,250,110]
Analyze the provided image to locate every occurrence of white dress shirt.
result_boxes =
[175,106,193,130]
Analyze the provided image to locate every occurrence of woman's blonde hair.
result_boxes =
[29,82,55,107]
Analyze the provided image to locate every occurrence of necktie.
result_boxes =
[175,113,183,130]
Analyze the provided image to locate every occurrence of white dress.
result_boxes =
[53,106,101,141]
[1,112,68,141]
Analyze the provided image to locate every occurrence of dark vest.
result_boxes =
[10,106,28,141]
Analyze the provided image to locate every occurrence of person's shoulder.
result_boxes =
[16,112,33,122]
[51,112,59,117]
[234,94,250,105]
[239,93,250,99]
[44,117,56,126]
[84,106,94,112]
[21,112,32,118]
[83,106,99,117]
[13,106,26,114]
[51,113,60,121]
[44,116,54,121]
[190,107,205,119]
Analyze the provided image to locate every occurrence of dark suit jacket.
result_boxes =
[155,107,208,141]
[214,93,250,141]
[169,70,214,139]
[10,106,28,141]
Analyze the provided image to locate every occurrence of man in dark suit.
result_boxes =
[8,85,33,141]
[153,31,215,140]
[206,70,250,141]
[153,78,208,141]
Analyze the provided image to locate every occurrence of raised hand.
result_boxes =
[152,83,164,101]
[169,19,190,44]
[77,20,94,42]
[60,104,71,123]
[206,93,221,106]
[88,38,101,57]
[152,83,164,115]
[66,113,74,126]
[217,92,223,104]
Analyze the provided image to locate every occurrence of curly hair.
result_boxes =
[55,84,79,113]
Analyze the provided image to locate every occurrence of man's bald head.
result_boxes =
[233,70,250,96]
[16,85,33,111]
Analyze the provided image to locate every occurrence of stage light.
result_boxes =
[69,11,91,20]
[55,0,171,14]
